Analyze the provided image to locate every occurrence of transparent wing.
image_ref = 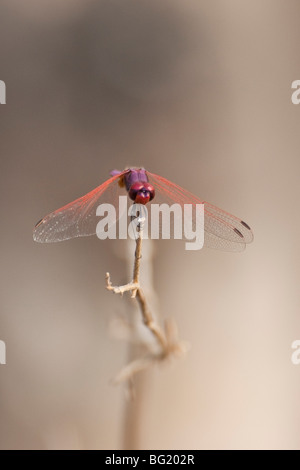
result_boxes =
[33,170,129,243]
[147,171,253,251]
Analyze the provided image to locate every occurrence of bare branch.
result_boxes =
[106,221,186,384]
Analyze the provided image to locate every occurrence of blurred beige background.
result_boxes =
[0,0,300,450]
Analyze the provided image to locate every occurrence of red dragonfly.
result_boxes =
[33,168,253,251]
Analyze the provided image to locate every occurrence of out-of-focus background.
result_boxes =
[1,0,300,450]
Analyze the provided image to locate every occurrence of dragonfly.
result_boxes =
[33,168,253,251]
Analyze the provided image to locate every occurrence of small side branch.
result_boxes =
[106,273,139,298]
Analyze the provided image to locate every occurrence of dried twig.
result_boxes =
[106,216,186,384]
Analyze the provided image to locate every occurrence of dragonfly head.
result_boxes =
[128,182,155,205]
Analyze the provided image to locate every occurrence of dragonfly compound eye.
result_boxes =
[142,183,155,201]
[128,182,144,201]
[128,182,155,205]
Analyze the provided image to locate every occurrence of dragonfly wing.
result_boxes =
[147,171,253,251]
[203,201,253,244]
[204,231,246,252]
[33,170,129,243]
